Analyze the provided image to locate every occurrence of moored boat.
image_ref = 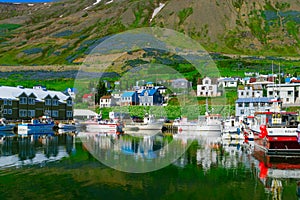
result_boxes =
[123,114,164,131]
[0,118,15,132]
[250,99,300,155]
[17,116,55,136]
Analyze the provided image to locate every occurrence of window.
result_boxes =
[8,109,12,115]
[286,98,289,102]
[45,99,51,106]
[269,91,273,96]
[209,86,213,90]
[3,109,7,114]
[52,110,58,117]
[19,110,27,117]
[240,110,244,115]
[67,99,72,106]
[45,110,51,116]
[238,103,243,107]
[260,102,265,106]
[288,91,293,95]
[3,99,7,105]
[20,97,27,104]
[28,98,35,105]
[52,99,58,106]
[253,102,258,107]
[245,103,249,107]
[8,100,12,105]
[241,92,244,96]
[28,110,35,117]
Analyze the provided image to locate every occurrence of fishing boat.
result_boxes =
[174,113,222,132]
[17,115,55,136]
[0,118,15,131]
[124,113,164,131]
[250,98,300,155]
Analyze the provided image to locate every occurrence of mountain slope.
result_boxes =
[0,0,299,65]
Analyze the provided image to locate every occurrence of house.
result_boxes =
[266,83,300,105]
[139,88,163,106]
[120,91,139,106]
[64,88,77,99]
[218,77,238,88]
[99,95,117,108]
[235,97,275,117]
[171,79,191,89]
[82,93,94,105]
[197,77,220,97]
[0,85,73,120]
[111,91,122,106]
[237,84,263,99]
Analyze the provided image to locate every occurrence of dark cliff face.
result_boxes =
[0,0,299,65]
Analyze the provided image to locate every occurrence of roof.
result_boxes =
[121,91,136,98]
[140,88,158,96]
[235,97,273,103]
[0,85,70,103]
[82,93,93,98]
[100,95,112,99]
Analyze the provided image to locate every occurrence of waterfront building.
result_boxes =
[235,97,274,117]
[0,85,73,120]
[266,83,300,106]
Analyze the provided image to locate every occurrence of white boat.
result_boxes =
[124,114,163,131]
[0,118,15,131]
[221,117,245,140]
[174,113,222,132]
[17,116,55,136]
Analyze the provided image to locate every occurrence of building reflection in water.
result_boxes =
[0,131,76,169]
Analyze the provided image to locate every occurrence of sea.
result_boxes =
[0,130,299,200]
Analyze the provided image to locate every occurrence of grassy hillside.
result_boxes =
[0,0,299,66]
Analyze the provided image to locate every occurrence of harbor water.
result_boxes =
[0,130,299,200]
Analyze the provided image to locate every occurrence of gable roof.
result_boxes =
[140,88,158,96]
[82,93,93,99]
[236,97,273,103]
[121,91,136,98]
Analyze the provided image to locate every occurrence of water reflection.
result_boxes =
[0,131,76,169]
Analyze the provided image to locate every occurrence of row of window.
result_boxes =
[2,98,72,106]
[237,102,273,107]
[18,110,73,118]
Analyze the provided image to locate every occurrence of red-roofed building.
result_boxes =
[82,93,94,105]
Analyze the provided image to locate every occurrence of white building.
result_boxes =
[218,77,238,88]
[197,77,220,97]
[266,83,300,105]
[99,95,117,108]
[237,84,263,99]
[235,97,275,117]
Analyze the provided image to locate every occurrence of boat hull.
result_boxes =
[0,124,15,131]
[18,123,54,135]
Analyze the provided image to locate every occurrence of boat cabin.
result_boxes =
[254,111,299,128]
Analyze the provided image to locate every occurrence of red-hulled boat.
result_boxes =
[249,99,300,155]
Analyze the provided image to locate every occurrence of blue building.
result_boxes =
[120,91,139,106]
[139,88,163,106]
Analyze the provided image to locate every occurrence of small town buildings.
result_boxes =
[218,77,238,88]
[99,95,117,108]
[0,85,73,120]
[235,97,274,117]
[266,83,300,106]
[197,77,220,97]
[64,88,77,99]
[139,88,163,106]
[120,91,139,106]
[237,84,263,98]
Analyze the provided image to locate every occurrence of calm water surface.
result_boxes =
[0,130,299,200]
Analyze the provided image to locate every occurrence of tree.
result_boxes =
[95,80,108,105]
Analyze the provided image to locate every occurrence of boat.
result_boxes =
[250,98,300,155]
[123,113,164,131]
[0,118,15,131]
[174,113,222,132]
[17,115,55,136]
[221,117,245,140]
[84,112,124,135]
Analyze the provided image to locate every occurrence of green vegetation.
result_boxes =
[178,7,193,25]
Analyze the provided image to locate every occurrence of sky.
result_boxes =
[0,0,55,3]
